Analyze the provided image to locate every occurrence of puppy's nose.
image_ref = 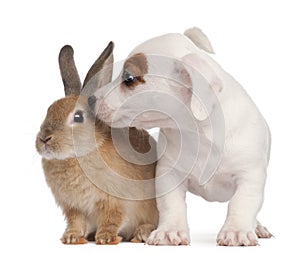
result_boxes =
[88,95,97,110]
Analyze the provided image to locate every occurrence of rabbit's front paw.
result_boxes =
[131,224,156,243]
[95,231,122,245]
[61,230,87,244]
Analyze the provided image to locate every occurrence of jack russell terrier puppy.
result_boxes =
[89,27,273,246]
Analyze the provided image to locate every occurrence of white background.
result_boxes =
[1,0,299,252]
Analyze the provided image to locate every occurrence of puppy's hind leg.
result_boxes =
[255,220,273,239]
[217,170,266,246]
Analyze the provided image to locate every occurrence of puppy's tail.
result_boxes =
[184,27,215,54]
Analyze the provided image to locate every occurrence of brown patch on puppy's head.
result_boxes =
[124,53,148,76]
[121,53,148,90]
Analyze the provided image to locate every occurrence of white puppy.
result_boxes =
[90,27,273,246]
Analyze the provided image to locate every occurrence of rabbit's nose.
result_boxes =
[88,95,97,109]
[40,135,53,144]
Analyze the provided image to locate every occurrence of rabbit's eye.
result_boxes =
[74,111,84,123]
[122,71,136,86]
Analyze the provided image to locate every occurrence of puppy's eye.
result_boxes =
[74,111,84,123]
[123,71,136,86]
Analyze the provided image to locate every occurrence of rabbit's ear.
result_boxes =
[82,41,114,95]
[59,45,82,96]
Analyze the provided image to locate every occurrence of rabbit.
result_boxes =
[35,42,158,245]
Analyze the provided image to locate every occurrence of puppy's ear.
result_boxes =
[180,53,223,121]
[82,41,114,95]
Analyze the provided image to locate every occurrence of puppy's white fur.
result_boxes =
[93,27,272,246]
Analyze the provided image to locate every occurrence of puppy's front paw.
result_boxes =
[146,229,190,245]
[217,230,258,246]
[95,231,122,245]
[61,231,87,244]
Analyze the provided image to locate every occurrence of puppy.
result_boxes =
[90,27,272,246]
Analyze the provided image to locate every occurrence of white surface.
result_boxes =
[0,0,299,252]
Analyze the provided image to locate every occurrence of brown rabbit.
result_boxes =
[35,42,158,244]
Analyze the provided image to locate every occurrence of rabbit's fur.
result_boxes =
[35,42,158,244]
